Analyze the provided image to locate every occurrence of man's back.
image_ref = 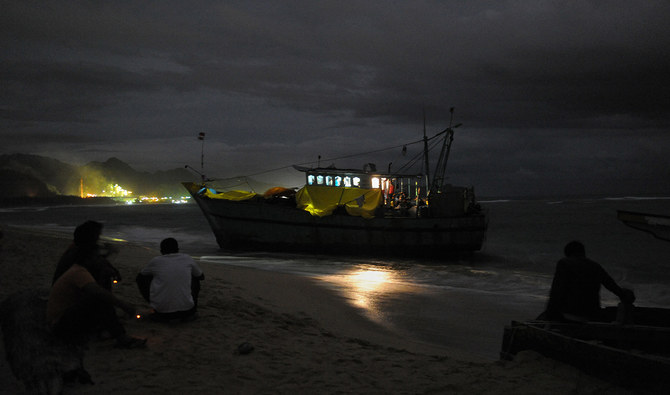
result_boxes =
[549,256,605,319]
[544,241,633,322]
[141,253,203,313]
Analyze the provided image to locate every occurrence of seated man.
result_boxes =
[136,238,204,321]
[47,260,146,348]
[543,240,635,322]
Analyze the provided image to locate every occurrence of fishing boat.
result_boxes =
[500,307,670,391]
[183,110,487,257]
[617,210,670,242]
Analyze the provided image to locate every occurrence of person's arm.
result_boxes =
[81,282,136,317]
[191,260,204,280]
[136,273,153,303]
[598,264,635,304]
[98,257,122,282]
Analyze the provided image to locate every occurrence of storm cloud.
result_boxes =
[2,1,669,196]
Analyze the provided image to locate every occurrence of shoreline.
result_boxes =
[0,225,631,394]
[207,261,480,361]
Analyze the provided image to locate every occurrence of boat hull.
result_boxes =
[618,210,670,242]
[501,307,670,391]
[184,182,487,257]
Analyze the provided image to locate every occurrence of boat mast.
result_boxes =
[199,132,206,182]
[185,132,207,182]
[422,108,430,193]
[430,107,462,195]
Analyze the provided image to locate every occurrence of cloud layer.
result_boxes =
[2,1,669,196]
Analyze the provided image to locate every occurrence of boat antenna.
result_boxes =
[422,107,430,188]
[186,132,207,182]
[198,132,206,181]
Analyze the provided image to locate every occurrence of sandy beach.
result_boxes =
[0,225,633,394]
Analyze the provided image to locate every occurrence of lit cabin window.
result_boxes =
[353,177,361,187]
[334,176,342,187]
[343,177,352,187]
[371,177,380,189]
[317,175,324,185]
[307,175,315,185]
[325,175,333,186]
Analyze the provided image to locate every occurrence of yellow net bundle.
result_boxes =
[202,188,257,201]
[295,185,382,219]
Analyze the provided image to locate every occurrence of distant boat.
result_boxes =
[184,110,488,257]
[617,210,670,242]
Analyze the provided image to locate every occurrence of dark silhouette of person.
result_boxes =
[47,221,146,348]
[543,240,635,322]
[48,263,146,348]
[136,238,204,322]
[52,220,120,291]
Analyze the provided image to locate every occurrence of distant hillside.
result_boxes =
[0,154,198,199]
[0,153,81,195]
[0,167,57,198]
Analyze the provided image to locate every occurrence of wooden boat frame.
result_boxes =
[501,307,670,391]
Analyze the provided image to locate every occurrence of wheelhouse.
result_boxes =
[296,164,427,207]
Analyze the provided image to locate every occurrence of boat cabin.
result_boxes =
[294,164,478,217]
[295,164,426,207]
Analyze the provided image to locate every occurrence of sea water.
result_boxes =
[2,197,670,358]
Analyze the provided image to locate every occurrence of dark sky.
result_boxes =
[2,1,669,197]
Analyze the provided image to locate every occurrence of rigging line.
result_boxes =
[209,130,447,180]
[395,137,442,174]
[237,138,429,179]
[388,133,442,174]
[307,138,426,166]
[394,149,425,173]
[210,179,254,190]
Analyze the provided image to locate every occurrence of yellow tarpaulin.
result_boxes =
[295,185,383,219]
[203,188,257,201]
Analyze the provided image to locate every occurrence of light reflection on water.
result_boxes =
[314,266,446,328]
[199,256,436,324]
[320,268,397,313]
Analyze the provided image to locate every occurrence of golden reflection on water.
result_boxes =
[319,267,415,320]
[346,269,392,308]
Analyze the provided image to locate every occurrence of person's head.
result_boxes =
[74,221,103,249]
[160,238,179,255]
[564,240,586,258]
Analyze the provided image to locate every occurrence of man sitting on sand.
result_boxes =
[47,253,147,349]
[543,240,635,322]
[136,238,204,322]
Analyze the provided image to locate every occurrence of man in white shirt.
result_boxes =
[136,238,204,321]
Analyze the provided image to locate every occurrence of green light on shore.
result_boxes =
[118,196,192,205]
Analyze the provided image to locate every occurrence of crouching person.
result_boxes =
[47,260,147,349]
[136,238,204,322]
